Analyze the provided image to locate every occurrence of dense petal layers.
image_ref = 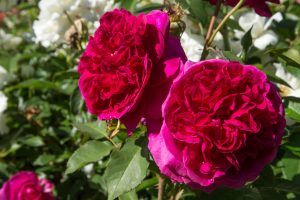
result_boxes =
[0,171,54,200]
[148,59,285,191]
[78,9,186,132]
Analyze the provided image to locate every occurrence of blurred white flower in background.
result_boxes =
[181,31,204,62]
[274,63,300,98]
[0,29,22,50]
[0,91,8,135]
[0,65,13,89]
[180,17,204,62]
[82,163,94,178]
[235,12,283,50]
[33,0,115,47]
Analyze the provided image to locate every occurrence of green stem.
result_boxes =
[157,175,165,200]
[221,24,231,51]
[207,0,246,47]
[200,0,222,60]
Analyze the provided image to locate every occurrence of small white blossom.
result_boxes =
[235,12,282,50]
[82,163,94,178]
[0,91,8,134]
[33,0,115,47]
[274,63,300,98]
[0,29,22,50]
[181,31,204,62]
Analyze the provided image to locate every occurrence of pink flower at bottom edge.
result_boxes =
[0,171,55,200]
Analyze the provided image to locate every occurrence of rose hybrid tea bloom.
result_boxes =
[148,59,285,191]
[78,9,186,133]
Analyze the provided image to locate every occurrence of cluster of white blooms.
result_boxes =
[274,63,300,98]
[235,12,283,50]
[33,0,114,47]
[0,29,22,50]
[180,17,204,62]
[0,66,9,135]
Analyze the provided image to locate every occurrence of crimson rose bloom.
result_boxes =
[0,171,54,200]
[78,9,186,132]
[148,60,285,191]
[210,0,279,17]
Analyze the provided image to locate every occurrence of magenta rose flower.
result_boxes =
[78,9,186,132]
[148,59,285,191]
[210,0,279,17]
[0,171,55,200]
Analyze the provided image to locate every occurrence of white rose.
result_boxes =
[235,12,282,50]
[274,63,300,98]
[0,65,15,89]
[0,29,22,50]
[33,0,115,47]
[0,91,7,113]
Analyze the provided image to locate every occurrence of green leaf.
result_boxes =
[5,79,66,94]
[273,178,300,195]
[188,0,209,26]
[175,0,189,9]
[118,190,138,200]
[65,140,112,174]
[70,87,84,114]
[239,188,262,200]
[115,0,136,12]
[74,121,108,140]
[135,3,164,14]
[286,108,300,121]
[34,154,56,166]
[104,139,149,200]
[264,71,291,88]
[268,48,300,69]
[286,101,300,121]
[223,51,242,62]
[136,177,158,192]
[53,70,79,81]
[21,136,44,147]
[226,18,243,31]
[280,157,300,180]
[241,27,253,53]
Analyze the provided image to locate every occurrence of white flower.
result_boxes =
[82,163,94,178]
[235,12,282,50]
[0,91,8,134]
[274,63,300,98]
[0,29,22,50]
[33,0,115,47]
[181,31,204,62]
[0,65,13,89]
[180,17,204,62]
[0,91,7,113]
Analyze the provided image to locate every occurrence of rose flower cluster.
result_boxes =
[78,5,285,192]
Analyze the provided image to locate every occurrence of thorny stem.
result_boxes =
[158,175,165,200]
[170,184,184,200]
[109,120,120,139]
[207,0,246,47]
[221,24,231,51]
[200,0,222,60]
